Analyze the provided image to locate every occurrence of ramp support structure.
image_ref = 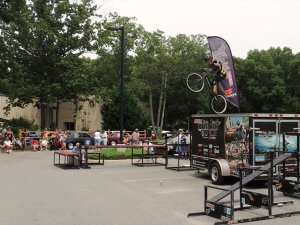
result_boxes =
[188,146,300,224]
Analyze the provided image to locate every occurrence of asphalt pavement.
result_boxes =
[0,151,300,225]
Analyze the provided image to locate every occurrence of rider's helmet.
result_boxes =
[204,52,213,62]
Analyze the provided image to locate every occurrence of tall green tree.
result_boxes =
[0,0,24,22]
[93,14,149,130]
[235,47,299,113]
[165,34,210,129]
[132,32,209,133]
[131,30,169,135]
[0,0,100,128]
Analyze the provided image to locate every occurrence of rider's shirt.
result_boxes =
[211,60,226,84]
[211,60,226,77]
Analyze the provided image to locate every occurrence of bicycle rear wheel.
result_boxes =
[211,95,227,114]
[186,73,205,93]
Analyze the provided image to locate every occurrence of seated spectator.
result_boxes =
[2,136,13,154]
[66,143,81,166]
[32,139,40,151]
[40,137,48,151]
[72,142,81,153]
[123,134,129,144]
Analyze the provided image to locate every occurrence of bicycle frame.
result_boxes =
[186,69,228,114]
[202,72,216,96]
[204,75,213,94]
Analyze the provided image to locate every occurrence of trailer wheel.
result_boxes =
[210,162,224,185]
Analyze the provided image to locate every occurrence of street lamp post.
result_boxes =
[108,26,125,143]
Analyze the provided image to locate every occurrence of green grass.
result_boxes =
[88,148,153,160]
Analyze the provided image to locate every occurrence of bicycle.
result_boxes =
[186,68,227,114]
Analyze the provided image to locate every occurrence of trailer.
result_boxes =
[191,113,300,184]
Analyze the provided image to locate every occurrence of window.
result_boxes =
[64,122,75,131]
[79,133,90,137]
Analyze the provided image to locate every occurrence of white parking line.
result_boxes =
[123,177,192,182]
[156,189,192,194]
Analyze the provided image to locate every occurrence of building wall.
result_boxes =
[74,101,103,132]
[0,95,102,131]
[0,95,41,126]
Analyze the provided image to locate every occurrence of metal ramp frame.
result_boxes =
[275,132,300,198]
[187,149,300,224]
[211,152,291,202]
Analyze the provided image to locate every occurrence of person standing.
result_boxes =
[151,130,156,141]
[94,129,101,146]
[100,129,108,145]
[132,129,140,144]
[176,129,187,159]
[1,127,7,140]
[5,127,15,145]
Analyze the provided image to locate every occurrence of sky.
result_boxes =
[97,0,300,59]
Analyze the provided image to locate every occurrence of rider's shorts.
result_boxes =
[212,74,226,85]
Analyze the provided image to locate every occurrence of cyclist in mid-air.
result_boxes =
[205,54,227,95]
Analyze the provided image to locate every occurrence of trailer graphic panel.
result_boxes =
[191,114,300,181]
[192,117,225,158]
[225,116,249,167]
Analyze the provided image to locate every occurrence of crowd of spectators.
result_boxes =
[0,126,150,154]
[0,126,69,153]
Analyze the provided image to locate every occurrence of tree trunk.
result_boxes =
[160,74,168,132]
[49,107,54,130]
[55,102,59,130]
[149,90,156,133]
[41,105,51,129]
[40,104,46,129]
[156,77,164,136]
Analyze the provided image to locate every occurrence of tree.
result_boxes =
[0,0,24,22]
[131,30,169,135]
[92,14,149,131]
[0,0,100,128]
[235,47,299,113]
[132,32,209,133]
[164,34,210,129]
[101,86,149,131]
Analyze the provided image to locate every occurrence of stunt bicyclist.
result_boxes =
[205,54,227,95]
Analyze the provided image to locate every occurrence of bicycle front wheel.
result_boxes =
[211,95,227,114]
[186,73,205,93]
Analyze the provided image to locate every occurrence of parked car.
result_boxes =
[65,132,94,150]
[166,135,179,153]
[166,133,191,154]
[107,130,147,145]
[161,130,172,139]
[107,131,121,145]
